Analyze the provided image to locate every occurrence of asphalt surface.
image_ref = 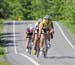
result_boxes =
[3,21,75,65]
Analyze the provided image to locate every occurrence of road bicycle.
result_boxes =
[43,33,49,58]
[36,33,50,58]
[27,35,33,54]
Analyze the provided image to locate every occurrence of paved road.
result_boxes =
[3,21,75,65]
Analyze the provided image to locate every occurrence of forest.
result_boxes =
[0,0,75,23]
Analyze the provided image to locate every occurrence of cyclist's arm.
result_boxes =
[39,23,43,35]
[50,22,54,33]
[49,22,54,34]
[51,22,54,29]
[25,32,28,38]
[32,29,35,38]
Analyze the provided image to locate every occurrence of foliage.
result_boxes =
[0,62,11,65]
[0,0,75,23]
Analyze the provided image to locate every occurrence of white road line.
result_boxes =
[19,53,40,65]
[55,22,75,51]
[13,21,40,65]
[13,21,17,54]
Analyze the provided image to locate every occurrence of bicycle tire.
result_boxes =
[28,37,32,54]
[43,38,48,58]
[36,38,40,57]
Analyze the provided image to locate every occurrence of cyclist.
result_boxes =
[25,24,34,52]
[38,15,54,55]
[32,18,42,55]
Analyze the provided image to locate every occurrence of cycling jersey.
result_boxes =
[34,22,39,30]
[34,20,42,33]
[39,19,53,33]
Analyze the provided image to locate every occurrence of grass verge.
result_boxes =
[0,62,11,65]
[60,19,75,40]
[0,19,5,57]
[0,19,11,65]
[0,47,5,58]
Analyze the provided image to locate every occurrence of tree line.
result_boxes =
[0,0,75,23]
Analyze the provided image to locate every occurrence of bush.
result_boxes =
[0,19,4,32]
[0,47,5,55]
[0,62,11,65]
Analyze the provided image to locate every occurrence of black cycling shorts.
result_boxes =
[26,33,33,38]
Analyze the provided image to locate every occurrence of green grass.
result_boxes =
[0,19,4,32]
[60,19,75,40]
[0,62,11,65]
[0,19,11,65]
[0,47,5,58]
[0,19,5,57]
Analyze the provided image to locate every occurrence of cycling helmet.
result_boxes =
[37,18,42,23]
[44,15,51,20]
[34,22,38,30]
[34,18,42,30]
[26,28,30,32]
[26,24,34,32]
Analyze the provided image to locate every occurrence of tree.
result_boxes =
[0,0,10,19]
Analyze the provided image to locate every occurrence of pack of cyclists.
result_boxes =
[25,15,54,55]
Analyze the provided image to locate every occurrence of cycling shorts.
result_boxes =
[41,28,50,34]
[26,32,33,38]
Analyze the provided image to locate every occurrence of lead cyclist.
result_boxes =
[38,15,54,55]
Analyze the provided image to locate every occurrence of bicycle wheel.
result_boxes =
[43,38,48,58]
[28,38,32,54]
[36,38,40,57]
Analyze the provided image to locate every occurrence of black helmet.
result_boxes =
[44,15,51,20]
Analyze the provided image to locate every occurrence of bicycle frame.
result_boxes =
[43,34,48,58]
[27,35,33,54]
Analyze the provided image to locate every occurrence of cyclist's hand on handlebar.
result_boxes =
[50,29,54,34]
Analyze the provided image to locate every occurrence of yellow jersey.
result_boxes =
[39,20,53,33]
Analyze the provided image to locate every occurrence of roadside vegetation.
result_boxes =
[0,62,11,65]
[60,20,75,40]
[0,19,11,65]
[0,0,75,38]
[0,19,5,57]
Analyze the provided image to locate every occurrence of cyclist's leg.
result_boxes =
[34,33,38,49]
[26,33,30,52]
[39,34,45,54]
[32,32,38,54]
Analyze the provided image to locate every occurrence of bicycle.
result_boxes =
[36,34,49,58]
[27,35,33,54]
[36,37,40,57]
[43,33,49,58]
[36,31,51,58]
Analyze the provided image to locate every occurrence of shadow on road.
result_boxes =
[4,22,25,25]
[0,32,19,47]
[3,21,34,25]
[0,32,19,35]
[47,56,75,59]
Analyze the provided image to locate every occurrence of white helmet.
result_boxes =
[37,18,42,23]
[34,18,42,30]
[26,24,34,32]
[44,15,51,20]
